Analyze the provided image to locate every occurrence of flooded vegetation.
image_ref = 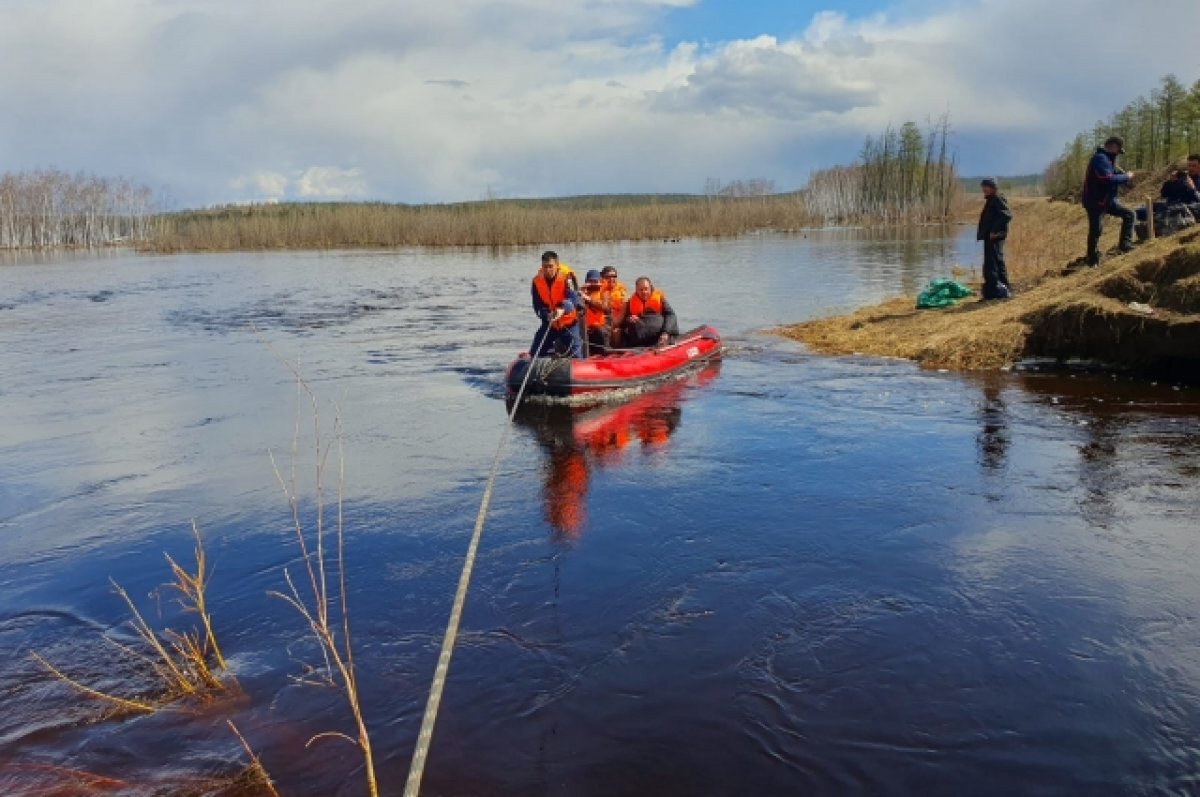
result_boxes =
[2,232,1200,794]
[148,194,820,252]
[0,169,158,249]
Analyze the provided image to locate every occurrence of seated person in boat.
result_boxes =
[580,270,612,352]
[600,266,628,347]
[530,251,582,357]
[622,277,678,348]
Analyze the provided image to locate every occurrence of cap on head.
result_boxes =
[980,177,998,189]
[1104,136,1126,153]
[584,269,602,283]
[600,266,618,277]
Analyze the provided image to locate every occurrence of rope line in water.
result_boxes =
[403,325,553,797]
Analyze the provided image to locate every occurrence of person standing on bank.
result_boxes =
[530,251,582,357]
[977,178,1012,299]
[1082,135,1136,267]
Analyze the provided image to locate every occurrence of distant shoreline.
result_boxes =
[132,192,985,253]
[142,195,823,252]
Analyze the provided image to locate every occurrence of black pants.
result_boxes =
[1086,201,1135,264]
[586,324,610,353]
[982,238,1009,298]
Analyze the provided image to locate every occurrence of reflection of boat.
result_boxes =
[504,325,721,398]
[511,364,720,536]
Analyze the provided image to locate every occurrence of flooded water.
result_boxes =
[2,229,1200,795]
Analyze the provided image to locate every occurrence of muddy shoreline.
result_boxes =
[779,198,1200,380]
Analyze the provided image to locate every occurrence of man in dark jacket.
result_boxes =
[622,277,679,347]
[1082,135,1136,266]
[977,177,1012,299]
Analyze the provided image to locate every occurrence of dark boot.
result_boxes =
[1115,203,1136,251]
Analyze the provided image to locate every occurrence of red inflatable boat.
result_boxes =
[505,325,722,398]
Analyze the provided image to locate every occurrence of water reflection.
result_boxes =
[1006,371,1200,532]
[511,365,719,537]
[976,375,1011,480]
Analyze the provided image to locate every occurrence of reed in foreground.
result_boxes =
[265,350,378,797]
[32,522,234,716]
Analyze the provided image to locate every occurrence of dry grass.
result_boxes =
[147,195,817,251]
[228,720,283,797]
[264,349,378,797]
[779,199,1200,372]
[32,523,234,716]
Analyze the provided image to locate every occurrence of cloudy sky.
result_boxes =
[2,0,1198,207]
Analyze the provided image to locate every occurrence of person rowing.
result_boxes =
[530,251,582,358]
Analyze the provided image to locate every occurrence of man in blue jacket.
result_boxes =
[1082,136,1137,267]
[529,251,582,357]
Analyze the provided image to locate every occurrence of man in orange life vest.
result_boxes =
[599,266,628,347]
[579,269,612,351]
[530,251,582,357]
[622,276,678,347]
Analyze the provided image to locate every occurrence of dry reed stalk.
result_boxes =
[29,651,158,714]
[32,530,233,715]
[0,762,129,792]
[261,347,377,797]
[165,521,228,671]
[227,720,282,797]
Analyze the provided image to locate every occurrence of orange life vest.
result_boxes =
[584,299,607,328]
[627,290,664,317]
[584,275,623,329]
[606,282,627,311]
[533,271,578,330]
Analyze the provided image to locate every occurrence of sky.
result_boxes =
[2,0,1199,208]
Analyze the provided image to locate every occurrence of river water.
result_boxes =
[2,230,1199,795]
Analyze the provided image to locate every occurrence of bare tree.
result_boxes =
[0,167,156,250]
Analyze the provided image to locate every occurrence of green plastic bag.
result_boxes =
[916,278,973,309]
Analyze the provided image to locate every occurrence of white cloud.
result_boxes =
[0,0,1197,205]
[295,166,368,199]
[656,34,881,117]
[232,171,289,202]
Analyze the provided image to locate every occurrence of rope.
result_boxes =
[403,323,553,797]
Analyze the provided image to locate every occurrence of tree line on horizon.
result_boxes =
[803,115,961,224]
[0,168,158,249]
[1043,74,1200,199]
[5,115,964,251]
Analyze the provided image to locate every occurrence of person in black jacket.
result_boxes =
[977,178,1012,299]
[1160,169,1200,206]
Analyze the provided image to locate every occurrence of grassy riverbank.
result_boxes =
[147,194,818,251]
[780,194,1200,375]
